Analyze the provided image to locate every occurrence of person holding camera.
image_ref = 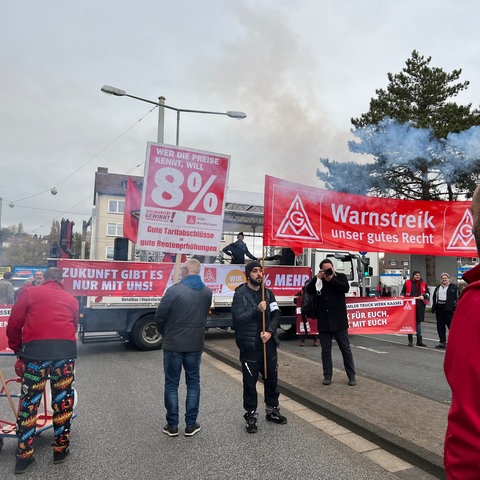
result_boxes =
[305,259,356,386]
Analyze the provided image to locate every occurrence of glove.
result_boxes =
[14,357,25,377]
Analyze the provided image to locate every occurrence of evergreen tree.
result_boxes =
[317,51,480,284]
[318,51,480,201]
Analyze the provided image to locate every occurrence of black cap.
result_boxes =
[245,260,262,279]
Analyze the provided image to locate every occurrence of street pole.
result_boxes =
[157,96,165,143]
[101,85,246,280]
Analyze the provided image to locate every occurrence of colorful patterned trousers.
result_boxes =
[16,359,75,459]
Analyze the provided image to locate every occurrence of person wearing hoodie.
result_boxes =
[155,258,212,438]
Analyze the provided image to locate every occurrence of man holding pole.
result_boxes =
[231,260,287,433]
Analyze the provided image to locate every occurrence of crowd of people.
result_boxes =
[3,220,477,477]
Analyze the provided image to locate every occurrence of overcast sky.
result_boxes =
[2,0,479,235]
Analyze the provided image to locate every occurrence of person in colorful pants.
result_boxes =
[7,267,79,475]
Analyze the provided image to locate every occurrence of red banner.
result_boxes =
[58,260,312,299]
[0,305,12,353]
[264,175,476,256]
[346,297,416,334]
[123,177,141,243]
[295,297,415,335]
[58,260,174,297]
[137,143,230,256]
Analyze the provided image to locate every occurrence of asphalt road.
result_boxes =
[279,321,451,405]
[0,341,416,480]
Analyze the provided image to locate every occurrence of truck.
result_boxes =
[58,248,365,351]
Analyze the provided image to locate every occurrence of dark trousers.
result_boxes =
[240,343,279,412]
[435,307,454,343]
[16,359,75,460]
[319,329,355,379]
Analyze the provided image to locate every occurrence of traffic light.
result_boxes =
[363,266,373,277]
[362,256,371,276]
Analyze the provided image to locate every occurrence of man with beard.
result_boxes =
[232,260,287,433]
[444,185,480,479]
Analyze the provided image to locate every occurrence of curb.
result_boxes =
[204,344,445,480]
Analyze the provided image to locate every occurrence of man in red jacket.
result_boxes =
[7,267,79,475]
[444,185,480,479]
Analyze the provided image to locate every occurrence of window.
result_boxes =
[108,200,125,214]
[107,223,123,237]
[105,246,114,260]
[389,260,397,266]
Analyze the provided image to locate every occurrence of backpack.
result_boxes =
[301,291,316,317]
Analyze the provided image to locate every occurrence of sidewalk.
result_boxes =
[204,329,447,479]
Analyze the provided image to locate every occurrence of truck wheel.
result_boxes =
[131,314,162,351]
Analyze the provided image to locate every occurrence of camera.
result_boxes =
[323,268,333,276]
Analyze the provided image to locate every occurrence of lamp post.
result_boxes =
[101,85,246,279]
[101,85,246,146]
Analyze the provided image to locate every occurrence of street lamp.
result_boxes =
[101,85,246,146]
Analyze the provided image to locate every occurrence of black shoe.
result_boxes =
[266,407,287,425]
[244,411,258,433]
[435,342,446,350]
[185,423,201,437]
[53,448,70,465]
[323,377,332,385]
[348,377,357,386]
[162,424,179,437]
[14,456,35,474]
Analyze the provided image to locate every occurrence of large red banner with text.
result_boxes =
[59,260,175,297]
[346,297,416,334]
[296,297,415,335]
[137,143,230,256]
[58,260,312,299]
[264,176,476,256]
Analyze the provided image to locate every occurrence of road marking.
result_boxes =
[354,345,388,354]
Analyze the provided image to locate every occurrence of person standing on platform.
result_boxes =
[222,232,257,264]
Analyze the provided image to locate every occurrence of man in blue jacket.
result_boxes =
[232,260,287,433]
[155,259,212,437]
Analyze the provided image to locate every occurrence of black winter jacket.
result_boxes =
[155,275,212,352]
[232,283,280,353]
[305,273,350,332]
[431,283,459,313]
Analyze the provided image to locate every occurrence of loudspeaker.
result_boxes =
[114,237,129,261]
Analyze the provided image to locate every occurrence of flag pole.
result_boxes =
[261,244,267,379]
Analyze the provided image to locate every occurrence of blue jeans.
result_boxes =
[163,350,202,427]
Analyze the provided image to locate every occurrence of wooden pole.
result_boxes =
[261,247,267,379]
[0,368,18,418]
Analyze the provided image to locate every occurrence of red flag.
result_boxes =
[123,177,141,243]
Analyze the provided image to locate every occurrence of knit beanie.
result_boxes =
[245,260,262,278]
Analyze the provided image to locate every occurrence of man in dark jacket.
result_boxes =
[7,267,79,474]
[222,232,257,264]
[232,260,287,433]
[155,259,212,438]
[306,259,356,386]
[431,272,459,349]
